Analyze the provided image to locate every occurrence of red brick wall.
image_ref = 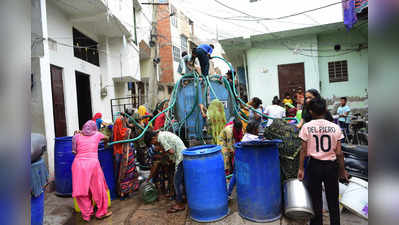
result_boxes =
[157,5,174,84]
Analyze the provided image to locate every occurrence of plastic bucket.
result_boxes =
[340,177,368,219]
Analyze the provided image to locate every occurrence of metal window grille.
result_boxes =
[328,60,348,82]
[181,35,188,53]
[173,46,180,62]
[110,96,147,122]
[171,6,177,28]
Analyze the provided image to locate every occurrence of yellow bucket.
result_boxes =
[73,190,111,213]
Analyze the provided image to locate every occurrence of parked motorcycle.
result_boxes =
[342,144,368,180]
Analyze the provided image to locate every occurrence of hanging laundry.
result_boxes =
[343,0,358,30]
[355,0,368,14]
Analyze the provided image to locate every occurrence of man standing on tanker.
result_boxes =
[192,44,214,77]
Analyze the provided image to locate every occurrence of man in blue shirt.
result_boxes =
[337,97,351,140]
[192,44,214,77]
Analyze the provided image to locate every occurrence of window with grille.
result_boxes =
[171,6,177,28]
[173,46,180,62]
[181,35,188,53]
[328,60,348,82]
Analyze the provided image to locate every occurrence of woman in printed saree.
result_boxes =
[113,112,140,200]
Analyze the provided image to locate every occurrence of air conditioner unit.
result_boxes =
[101,87,107,97]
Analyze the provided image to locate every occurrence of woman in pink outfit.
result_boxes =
[72,120,112,222]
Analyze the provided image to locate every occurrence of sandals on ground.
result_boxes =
[96,211,113,220]
[167,206,185,214]
[81,217,90,223]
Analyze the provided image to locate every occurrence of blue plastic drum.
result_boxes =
[55,136,115,198]
[183,145,228,222]
[98,143,116,200]
[234,140,282,222]
[31,191,44,225]
[54,136,74,196]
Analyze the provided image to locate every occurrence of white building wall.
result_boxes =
[136,1,153,44]
[246,34,320,104]
[47,2,102,134]
[210,41,229,74]
[32,58,46,134]
[140,58,153,79]
[104,0,135,35]
[170,15,181,83]
[32,0,56,177]
[319,50,368,101]
[318,29,368,110]
[98,36,114,123]
[37,1,142,177]
[108,37,141,82]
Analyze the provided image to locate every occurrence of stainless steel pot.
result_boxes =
[284,179,314,220]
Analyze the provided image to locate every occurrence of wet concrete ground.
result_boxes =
[44,189,368,225]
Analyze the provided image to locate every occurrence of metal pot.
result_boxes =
[284,179,314,220]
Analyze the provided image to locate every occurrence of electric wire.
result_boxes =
[213,0,349,21]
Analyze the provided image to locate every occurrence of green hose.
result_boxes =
[109,74,186,145]
[208,74,248,120]
[124,113,144,130]
[202,75,209,106]
[109,56,299,146]
[211,56,299,123]
[205,75,218,100]
[220,76,249,122]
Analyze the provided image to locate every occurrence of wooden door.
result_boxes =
[278,63,305,99]
[50,65,67,137]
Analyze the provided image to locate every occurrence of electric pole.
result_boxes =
[149,0,159,110]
